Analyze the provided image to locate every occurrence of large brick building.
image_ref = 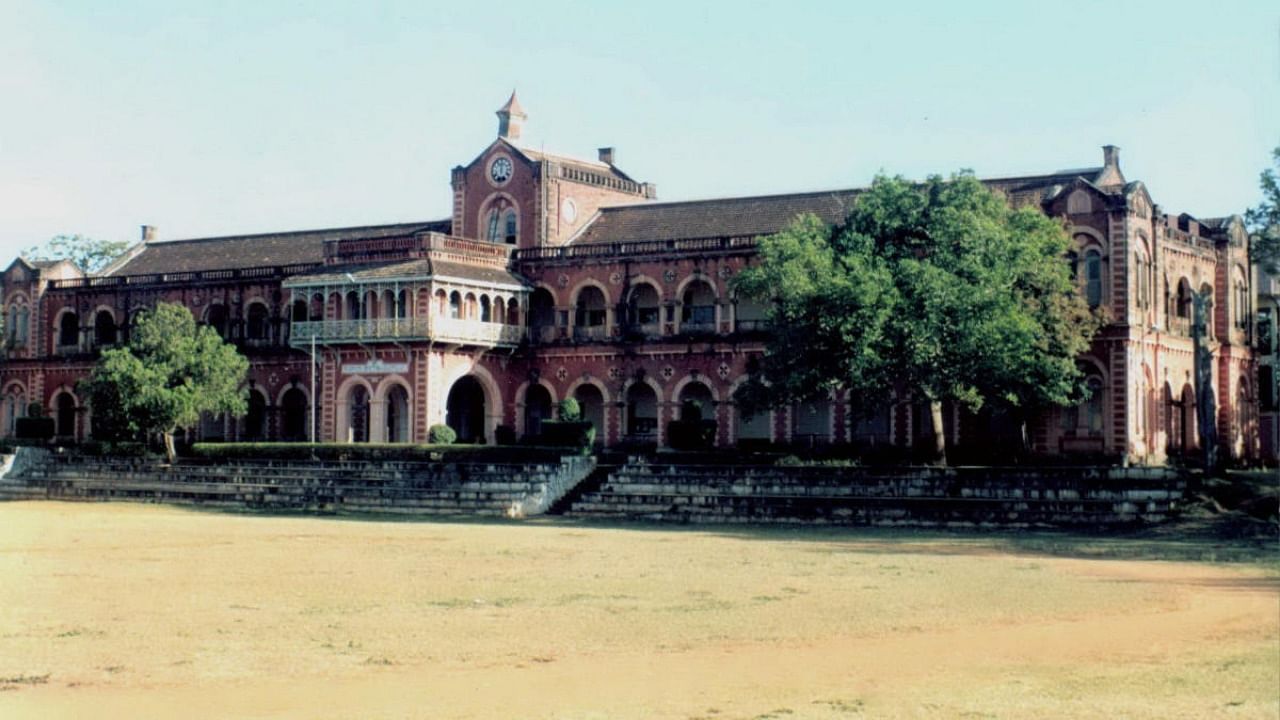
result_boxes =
[0,94,1261,464]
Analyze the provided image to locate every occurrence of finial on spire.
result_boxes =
[496,90,527,141]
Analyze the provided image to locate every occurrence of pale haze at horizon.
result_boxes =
[1,0,1276,256]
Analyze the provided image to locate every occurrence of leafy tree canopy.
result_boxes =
[24,234,130,274]
[733,172,1101,462]
[80,302,248,460]
[1245,145,1280,275]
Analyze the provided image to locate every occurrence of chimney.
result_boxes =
[1103,145,1120,170]
[141,225,157,242]
[598,147,615,165]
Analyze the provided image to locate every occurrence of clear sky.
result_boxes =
[1,0,1276,258]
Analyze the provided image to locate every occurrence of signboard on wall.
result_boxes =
[341,359,409,375]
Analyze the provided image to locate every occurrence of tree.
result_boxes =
[80,303,248,461]
[733,173,1101,464]
[24,234,130,274]
[1245,145,1280,275]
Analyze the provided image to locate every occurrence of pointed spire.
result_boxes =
[496,90,527,141]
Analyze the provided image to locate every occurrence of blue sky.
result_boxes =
[1,0,1276,257]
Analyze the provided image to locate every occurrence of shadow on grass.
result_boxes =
[161,500,1280,568]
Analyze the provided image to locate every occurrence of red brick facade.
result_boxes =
[0,97,1260,464]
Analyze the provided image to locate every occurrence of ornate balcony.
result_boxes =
[290,318,430,344]
[433,318,524,347]
[289,317,523,348]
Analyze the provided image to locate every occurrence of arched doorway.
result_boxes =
[94,310,118,346]
[385,385,410,443]
[348,386,370,443]
[528,288,556,343]
[573,384,605,446]
[625,383,657,439]
[55,392,76,438]
[574,286,607,340]
[281,388,307,441]
[446,376,486,443]
[523,384,552,439]
[242,391,267,440]
[680,280,716,332]
[678,382,714,421]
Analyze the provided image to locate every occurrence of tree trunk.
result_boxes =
[930,399,947,466]
[163,431,177,464]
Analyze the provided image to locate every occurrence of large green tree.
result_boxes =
[80,303,248,461]
[1245,145,1280,275]
[734,173,1100,463]
[24,234,130,274]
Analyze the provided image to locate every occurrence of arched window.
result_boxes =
[246,303,269,342]
[448,291,461,319]
[396,289,408,319]
[480,295,492,322]
[205,304,229,338]
[681,279,716,331]
[574,286,607,340]
[529,288,555,343]
[94,310,118,347]
[1084,250,1102,308]
[627,284,661,328]
[503,210,518,245]
[1199,283,1215,340]
[291,299,309,323]
[486,209,501,242]
[58,312,79,347]
[345,291,362,321]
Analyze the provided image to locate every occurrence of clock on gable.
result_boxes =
[489,156,513,184]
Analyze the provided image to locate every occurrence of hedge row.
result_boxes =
[187,442,571,464]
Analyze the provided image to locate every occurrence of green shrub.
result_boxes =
[428,424,457,445]
[557,398,581,421]
[494,425,517,445]
[666,419,717,450]
[538,420,595,454]
[75,441,155,458]
[14,417,55,441]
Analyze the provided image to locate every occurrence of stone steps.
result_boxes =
[566,462,1186,527]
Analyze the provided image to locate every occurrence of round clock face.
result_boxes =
[561,197,578,224]
[489,156,513,184]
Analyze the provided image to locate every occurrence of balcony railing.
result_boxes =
[290,318,430,343]
[513,235,759,262]
[433,318,524,347]
[289,317,524,347]
[48,263,320,291]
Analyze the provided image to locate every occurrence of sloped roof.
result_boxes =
[109,220,450,275]
[575,189,861,244]
[284,257,526,289]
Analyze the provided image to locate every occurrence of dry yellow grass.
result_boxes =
[0,501,1275,719]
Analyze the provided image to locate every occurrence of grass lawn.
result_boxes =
[0,501,1275,719]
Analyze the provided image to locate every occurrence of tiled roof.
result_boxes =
[285,258,525,289]
[109,220,450,275]
[575,189,862,244]
[573,168,1107,245]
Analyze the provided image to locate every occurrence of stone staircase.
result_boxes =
[567,459,1186,527]
[1,448,595,518]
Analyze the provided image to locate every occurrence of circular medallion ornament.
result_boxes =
[561,197,578,224]
[607,366,622,380]
[609,272,622,285]
[663,269,677,283]
[489,156,513,184]
[661,365,675,382]
[718,266,732,279]
[717,362,731,380]
[556,366,569,382]
[557,274,570,288]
